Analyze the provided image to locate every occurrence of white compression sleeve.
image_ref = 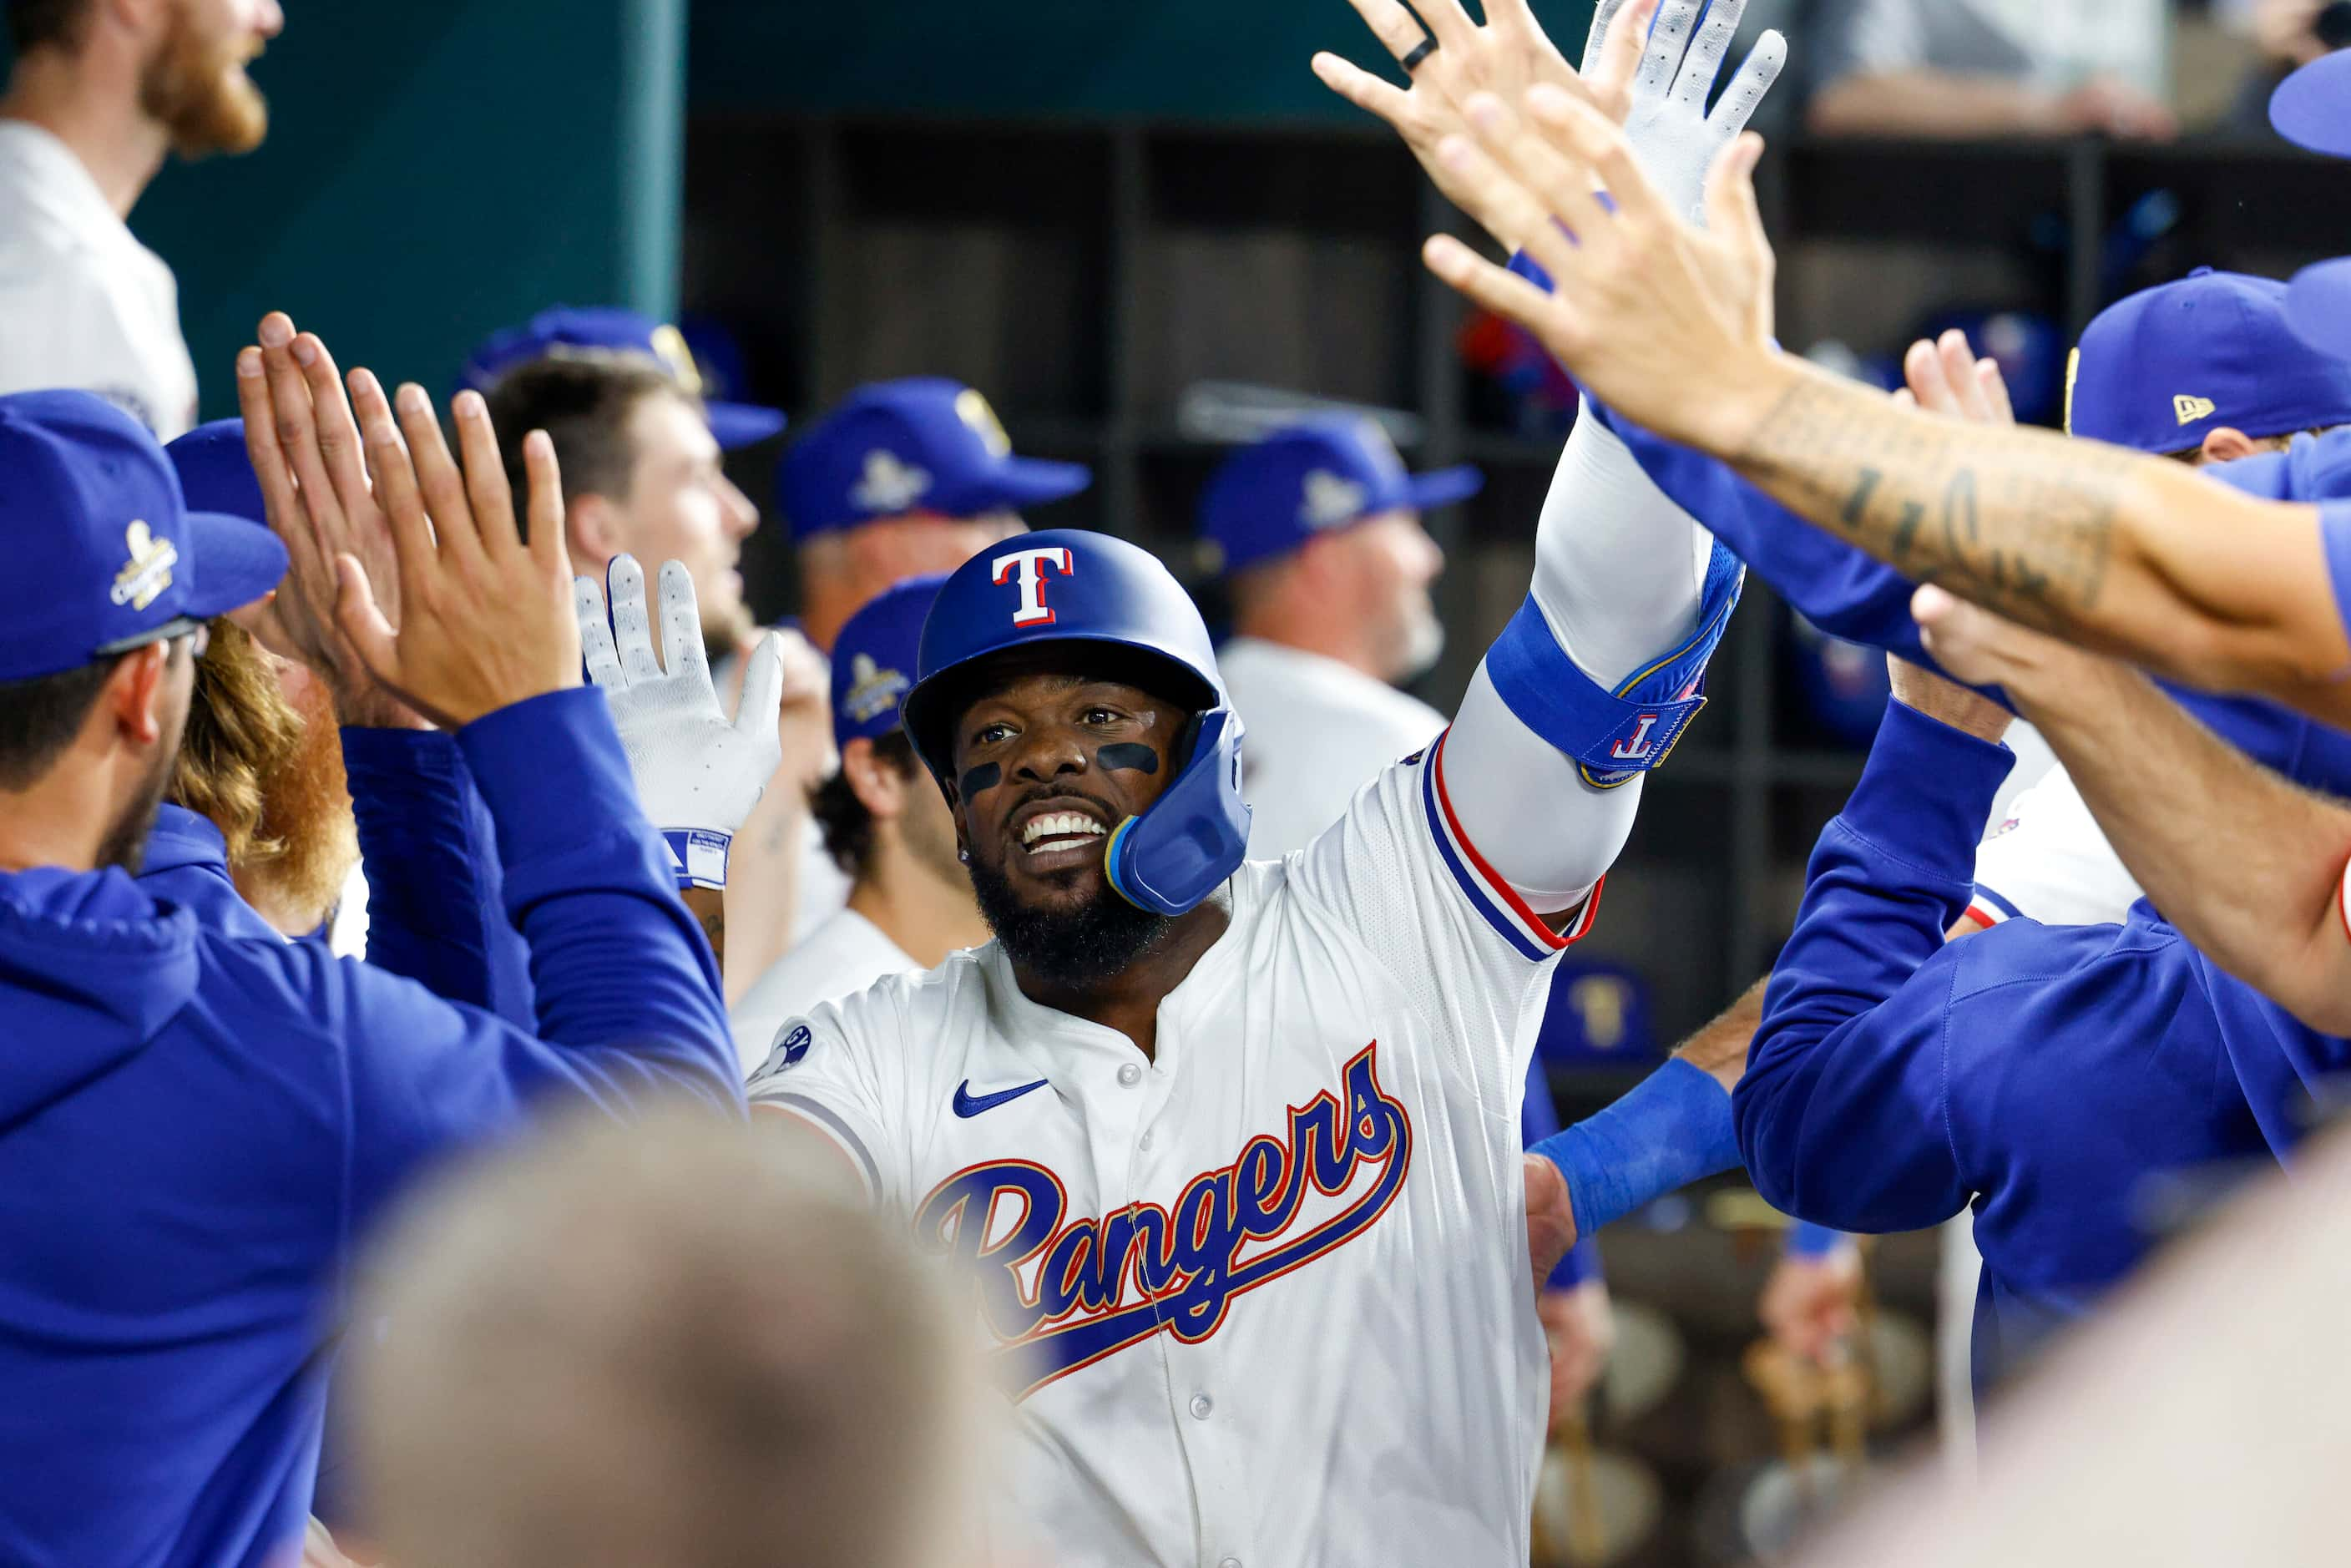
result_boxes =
[1440,412,1715,908]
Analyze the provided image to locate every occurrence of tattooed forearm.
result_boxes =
[1732,372,2131,635]
[681,886,726,968]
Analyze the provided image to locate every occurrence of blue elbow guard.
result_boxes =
[1486,544,1744,790]
[1532,1058,1741,1238]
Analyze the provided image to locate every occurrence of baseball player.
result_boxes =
[1411,54,2351,731]
[730,572,988,1070]
[1734,650,2328,1388]
[0,0,282,435]
[1196,413,1469,858]
[1194,417,1625,1404]
[0,382,751,1568]
[780,377,1087,654]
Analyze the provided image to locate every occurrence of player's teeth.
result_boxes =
[1023,812,1105,847]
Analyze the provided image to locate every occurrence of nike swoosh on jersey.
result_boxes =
[953,1078,1050,1118]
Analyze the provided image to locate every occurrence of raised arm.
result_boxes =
[1318,0,1786,912]
[1914,589,2351,1034]
[1735,665,2015,1230]
[290,358,740,1221]
[1412,79,2351,722]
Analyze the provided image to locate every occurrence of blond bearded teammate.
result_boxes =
[0,0,284,436]
[743,9,1782,1563]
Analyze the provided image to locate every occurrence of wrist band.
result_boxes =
[663,828,731,891]
[1546,1236,1603,1291]
[1530,1058,1740,1239]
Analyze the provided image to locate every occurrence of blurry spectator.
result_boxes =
[780,377,1086,655]
[731,574,988,1070]
[1805,0,2178,141]
[0,0,284,434]
[1195,413,1468,860]
[2218,1,2351,133]
[350,1104,980,1568]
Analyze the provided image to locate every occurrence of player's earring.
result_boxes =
[958,847,971,863]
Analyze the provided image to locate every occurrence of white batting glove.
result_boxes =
[575,554,785,890]
[1582,0,1786,226]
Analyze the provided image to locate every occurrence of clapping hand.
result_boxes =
[326,377,581,730]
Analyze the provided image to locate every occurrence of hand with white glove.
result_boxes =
[576,554,784,891]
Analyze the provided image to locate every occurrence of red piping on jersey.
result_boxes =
[1429,730,1599,950]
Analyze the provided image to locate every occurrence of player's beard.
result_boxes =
[140,3,269,159]
[241,675,361,932]
[965,854,1176,989]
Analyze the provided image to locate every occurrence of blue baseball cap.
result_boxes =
[1196,414,1481,575]
[2287,257,2351,364]
[2272,48,2351,157]
[459,306,786,450]
[0,391,287,682]
[829,572,948,751]
[164,419,265,524]
[779,378,1090,539]
[2064,268,2351,454]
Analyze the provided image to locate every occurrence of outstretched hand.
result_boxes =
[236,313,424,729]
[332,379,581,730]
[1314,0,1651,238]
[1419,83,1781,451]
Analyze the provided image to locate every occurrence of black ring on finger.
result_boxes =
[1401,35,1438,72]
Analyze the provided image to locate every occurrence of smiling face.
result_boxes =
[943,652,1197,986]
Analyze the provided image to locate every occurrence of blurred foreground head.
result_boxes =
[351,1105,980,1568]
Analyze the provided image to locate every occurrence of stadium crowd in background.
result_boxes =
[8,0,2351,1563]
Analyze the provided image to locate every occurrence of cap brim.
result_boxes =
[2288,257,2351,361]
[2272,51,2351,157]
[707,401,788,449]
[181,511,289,620]
[946,456,1095,513]
[1402,465,1484,512]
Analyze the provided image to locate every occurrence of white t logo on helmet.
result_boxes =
[992,545,1074,627]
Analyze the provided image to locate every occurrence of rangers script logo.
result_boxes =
[914,1043,1413,1399]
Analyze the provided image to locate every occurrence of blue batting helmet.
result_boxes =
[901,529,1251,918]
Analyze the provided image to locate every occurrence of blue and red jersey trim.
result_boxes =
[1419,729,1600,962]
[1965,883,2023,929]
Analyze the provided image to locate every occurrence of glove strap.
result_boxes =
[663,829,731,891]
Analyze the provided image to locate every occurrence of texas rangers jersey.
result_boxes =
[1969,762,2145,930]
[749,732,1596,1568]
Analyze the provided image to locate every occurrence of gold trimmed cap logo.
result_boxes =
[109,521,178,610]
[953,388,1012,458]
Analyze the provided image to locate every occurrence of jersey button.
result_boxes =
[1219,1558,1241,1568]
[1190,1393,1213,1419]
[1140,1130,1154,1151]
[1117,1063,1142,1086]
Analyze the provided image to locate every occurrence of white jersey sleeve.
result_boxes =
[1969,762,2145,928]
[745,985,908,1206]
[1289,731,1591,1101]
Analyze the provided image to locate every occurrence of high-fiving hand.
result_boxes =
[577,556,785,890]
[1317,0,1784,240]
[327,377,581,730]
[237,312,423,729]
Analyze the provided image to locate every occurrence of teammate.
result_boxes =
[0,0,282,435]
[351,1106,978,1568]
[460,304,787,454]
[0,379,747,1568]
[1735,650,2303,1388]
[1408,54,2351,730]
[730,572,989,1070]
[779,376,1087,654]
[1196,412,1469,857]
